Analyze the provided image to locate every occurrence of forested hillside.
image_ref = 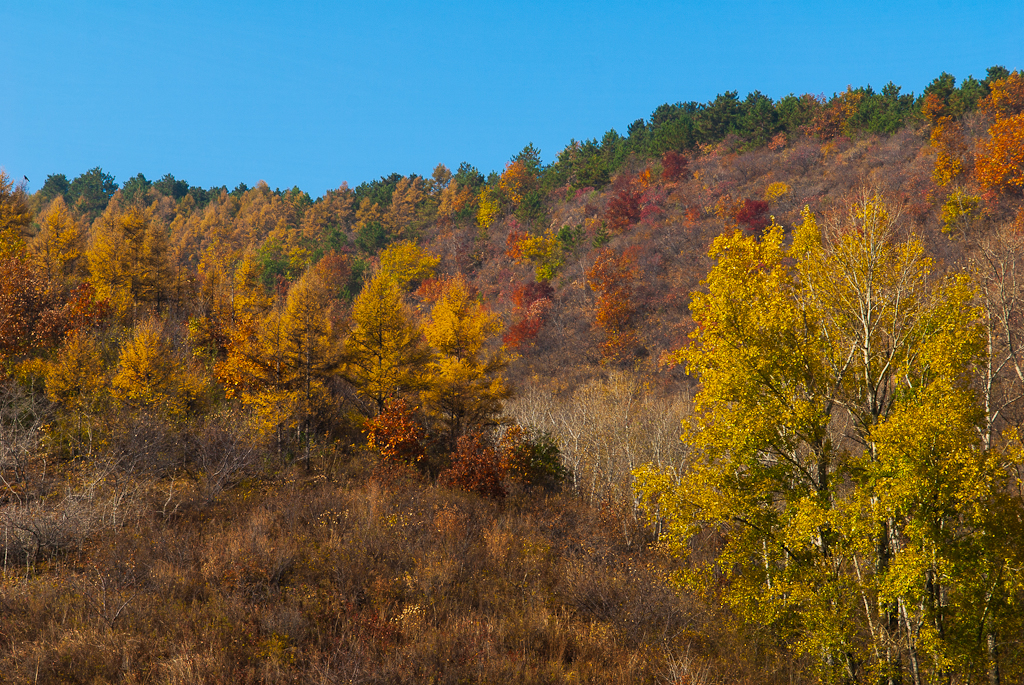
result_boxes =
[2,67,1024,683]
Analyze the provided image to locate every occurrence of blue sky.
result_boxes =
[2,1,1021,198]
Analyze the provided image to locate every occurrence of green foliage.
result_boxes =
[68,167,117,220]
[120,173,152,205]
[355,220,389,255]
[37,173,70,206]
[500,425,565,490]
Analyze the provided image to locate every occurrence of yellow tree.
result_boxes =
[111,317,206,419]
[0,170,32,260]
[87,202,171,315]
[377,239,439,292]
[44,329,107,456]
[636,197,1024,684]
[278,260,344,466]
[343,269,430,414]
[32,196,85,285]
[384,176,425,237]
[421,274,509,446]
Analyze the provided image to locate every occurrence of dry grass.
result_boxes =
[0,455,806,684]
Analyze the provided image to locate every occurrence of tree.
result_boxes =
[68,167,117,220]
[0,170,32,259]
[636,197,1024,684]
[420,274,509,447]
[44,329,107,457]
[587,247,639,362]
[277,260,344,466]
[111,317,206,419]
[377,240,439,293]
[343,269,430,414]
[87,202,171,315]
[975,113,1024,193]
[383,176,425,237]
[32,196,85,285]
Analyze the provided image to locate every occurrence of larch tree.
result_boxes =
[420,273,509,447]
[87,202,171,316]
[343,269,430,414]
[32,196,85,286]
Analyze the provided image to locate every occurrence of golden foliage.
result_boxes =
[763,181,791,203]
[975,112,1024,192]
[377,240,439,292]
[32,196,85,284]
[344,269,430,413]
[421,274,508,442]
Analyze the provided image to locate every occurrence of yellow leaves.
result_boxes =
[420,273,508,439]
[476,188,500,228]
[637,192,1012,678]
[112,318,207,419]
[423,274,500,359]
[436,182,476,224]
[929,116,968,187]
[939,188,981,234]
[344,268,430,412]
[44,329,105,411]
[508,229,563,282]
[378,240,439,292]
[32,196,84,283]
[763,181,791,203]
[384,176,425,234]
[0,170,32,260]
[87,202,170,316]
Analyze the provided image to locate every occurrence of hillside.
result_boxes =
[2,67,1024,683]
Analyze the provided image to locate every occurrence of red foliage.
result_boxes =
[365,397,426,465]
[661,151,689,181]
[438,431,505,498]
[606,179,643,233]
[503,281,553,349]
[734,198,770,233]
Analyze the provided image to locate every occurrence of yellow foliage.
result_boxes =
[420,274,508,441]
[940,188,981,234]
[87,202,171,316]
[32,196,84,283]
[112,318,207,418]
[511,229,563,282]
[763,181,791,203]
[378,240,440,292]
[45,329,106,412]
[437,182,476,224]
[476,188,500,228]
[634,194,1016,681]
[344,269,430,413]
[385,176,426,234]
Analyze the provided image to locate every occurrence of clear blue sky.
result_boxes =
[2,1,1021,198]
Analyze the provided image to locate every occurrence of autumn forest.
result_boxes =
[2,67,1024,683]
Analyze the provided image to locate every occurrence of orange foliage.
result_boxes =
[975,112,1024,193]
[587,248,639,362]
[438,431,505,499]
[502,281,553,349]
[805,89,862,141]
[364,396,426,465]
[980,71,1024,120]
[498,160,534,207]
